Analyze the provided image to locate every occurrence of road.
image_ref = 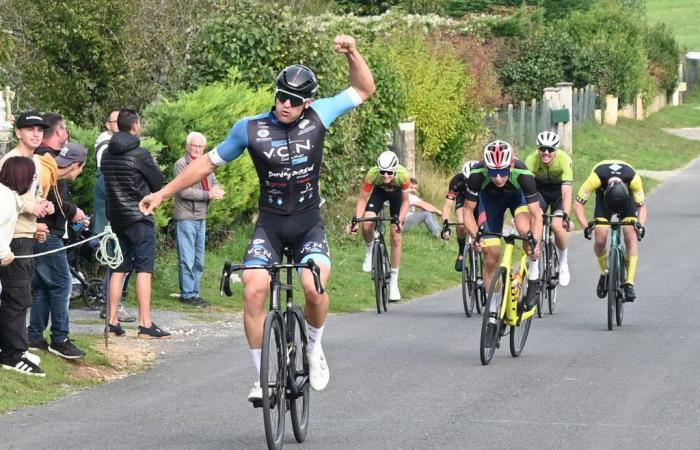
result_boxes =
[1,158,700,449]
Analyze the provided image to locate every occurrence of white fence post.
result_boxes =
[556,82,573,153]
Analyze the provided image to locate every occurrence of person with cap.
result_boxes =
[0,111,54,377]
[140,34,375,400]
[27,116,89,359]
[101,109,169,339]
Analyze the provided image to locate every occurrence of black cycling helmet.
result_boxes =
[604,180,630,214]
[276,64,318,98]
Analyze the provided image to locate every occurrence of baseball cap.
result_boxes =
[55,142,88,168]
[15,111,49,129]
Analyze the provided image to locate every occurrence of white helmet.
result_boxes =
[377,150,399,171]
[461,160,479,178]
[483,140,513,170]
[536,130,560,149]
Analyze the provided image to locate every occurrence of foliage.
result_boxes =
[540,0,595,20]
[143,76,271,232]
[336,0,447,15]
[644,22,681,96]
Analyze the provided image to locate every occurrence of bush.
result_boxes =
[644,22,681,97]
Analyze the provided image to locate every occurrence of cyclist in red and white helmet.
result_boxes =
[462,140,543,314]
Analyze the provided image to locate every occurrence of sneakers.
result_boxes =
[248,381,263,402]
[623,283,636,302]
[308,348,330,391]
[362,251,373,273]
[100,304,136,322]
[454,256,463,272]
[524,280,540,310]
[559,262,570,286]
[28,338,49,352]
[49,338,86,360]
[22,351,41,366]
[2,355,46,377]
[180,296,209,308]
[137,322,171,339]
[389,276,401,302]
[597,273,608,298]
[107,323,126,337]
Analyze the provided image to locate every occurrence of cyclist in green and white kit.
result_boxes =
[524,131,574,286]
[348,150,410,301]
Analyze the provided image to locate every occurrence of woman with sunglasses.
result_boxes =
[347,150,410,302]
[462,140,543,311]
[524,131,575,286]
[140,34,375,400]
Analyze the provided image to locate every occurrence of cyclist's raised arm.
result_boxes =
[334,35,375,101]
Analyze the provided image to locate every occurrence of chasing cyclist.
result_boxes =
[139,35,375,400]
[462,141,543,311]
[574,160,646,302]
[347,150,410,302]
[524,131,574,286]
[441,160,480,272]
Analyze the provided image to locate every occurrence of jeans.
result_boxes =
[176,219,206,299]
[28,235,72,343]
[404,211,441,237]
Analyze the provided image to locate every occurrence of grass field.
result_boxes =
[647,0,700,51]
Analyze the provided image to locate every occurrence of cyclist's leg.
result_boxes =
[592,192,612,298]
[621,200,640,300]
[512,193,539,308]
[478,191,504,292]
[454,194,468,271]
[387,189,404,300]
[361,189,382,272]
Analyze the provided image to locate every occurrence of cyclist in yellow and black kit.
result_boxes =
[574,160,647,302]
[525,131,575,286]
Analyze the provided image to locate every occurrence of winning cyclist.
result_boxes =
[574,160,646,302]
[139,35,375,400]
[441,160,480,272]
[462,141,543,311]
[524,131,574,286]
[347,150,410,301]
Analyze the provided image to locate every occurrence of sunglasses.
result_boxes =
[538,147,556,154]
[379,170,395,176]
[487,167,510,178]
[275,89,308,107]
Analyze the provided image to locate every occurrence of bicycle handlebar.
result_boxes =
[219,259,325,297]
[351,215,399,226]
[584,219,645,241]
[475,227,537,248]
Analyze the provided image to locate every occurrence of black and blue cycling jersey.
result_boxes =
[209,87,363,215]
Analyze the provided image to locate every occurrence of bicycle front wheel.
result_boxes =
[607,249,620,331]
[287,307,310,443]
[510,277,532,357]
[547,242,559,315]
[382,241,391,311]
[480,268,507,365]
[475,253,485,315]
[372,242,384,314]
[461,246,475,317]
[536,249,545,318]
[616,250,625,327]
[261,311,286,449]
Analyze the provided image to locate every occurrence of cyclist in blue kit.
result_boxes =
[140,34,375,401]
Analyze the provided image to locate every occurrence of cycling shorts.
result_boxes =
[243,208,330,267]
[478,188,528,246]
[365,187,403,217]
[536,182,564,214]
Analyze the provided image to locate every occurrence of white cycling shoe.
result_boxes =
[247,381,262,402]
[389,277,401,302]
[308,348,330,391]
[559,263,570,287]
[362,252,372,273]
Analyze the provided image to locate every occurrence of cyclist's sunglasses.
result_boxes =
[538,146,556,154]
[275,89,308,107]
[379,170,395,176]
[487,167,510,178]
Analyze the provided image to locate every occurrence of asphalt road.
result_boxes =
[2,158,700,449]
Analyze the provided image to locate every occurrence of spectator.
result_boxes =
[0,111,54,377]
[403,177,441,237]
[28,136,89,360]
[94,109,135,322]
[173,132,224,307]
[101,109,169,339]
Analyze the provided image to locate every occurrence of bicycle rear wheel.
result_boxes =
[83,278,105,311]
[381,241,390,311]
[287,307,310,443]
[607,249,619,331]
[474,253,485,314]
[547,242,559,315]
[510,276,533,357]
[261,311,286,449]
[461,246,475,318]
[372,242,384,314]
[616,251,625,327]
[480,268,507,365]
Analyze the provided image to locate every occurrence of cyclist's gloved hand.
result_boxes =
[441,219,451,240]
[634,222,646,240]
[584,221,595,240]
[394,220,403,234]
[346,216,359,235]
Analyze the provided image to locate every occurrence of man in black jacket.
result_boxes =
[101,109,169,339]
[28,114,88,360]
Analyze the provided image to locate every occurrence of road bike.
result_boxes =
[220,248,324,449]
[351,214,398,314]
[585,218,644,330]
[444,222,485,317]
[479,231,537,366]
[536,213,566,317]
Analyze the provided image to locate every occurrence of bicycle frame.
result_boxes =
[497,236,536,326]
